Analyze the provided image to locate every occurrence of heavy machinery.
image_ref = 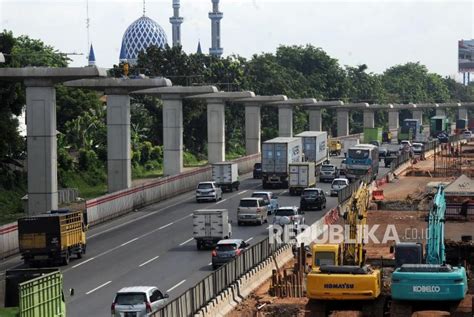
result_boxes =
[390,185,468,315]
[306,182,384,316]
[18,209,87,266]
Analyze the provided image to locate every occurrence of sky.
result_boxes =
[0,0,473,80]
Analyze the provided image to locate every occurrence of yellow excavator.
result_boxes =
[306,182,384,316]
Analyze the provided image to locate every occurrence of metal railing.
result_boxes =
[151,238,284,317]
[338,173,373,203]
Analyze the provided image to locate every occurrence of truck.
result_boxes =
[400,119,422,142]
[211,162,239,192]
[342,138,359,157]
[0,268,68,317]
[193,209,232,250]
[390,186,468,315]
[295,131,328,164]
[262,137,302,189]
[363,127,383,144]
[288,162,316,196]
[397,126,413,143]
[455,119,467,134]
[18,209,87,266]
[328,139,342,156]
[430,116,450,138]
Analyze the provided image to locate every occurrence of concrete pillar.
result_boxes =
[207,100,225,163]
[413,110,423,123]
[162,95,183,176]
[107,94,131,192]
[363,110,375,128]
[26,84,58,214]
[388,110,399,131]
[458,108,468,121]
[278,105,293,137]
[436,108,446,116]
[336,109,349,137]
[245,104,261,155]
[308,109,322,131]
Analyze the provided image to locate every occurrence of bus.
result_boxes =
[345,144,379,182]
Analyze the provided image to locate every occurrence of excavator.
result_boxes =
[306,182,384,316]
[390,185,468,316]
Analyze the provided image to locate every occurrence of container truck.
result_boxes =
[262,137,302,189]
[400,118,422,142]
[193,209,232,249]
[430,116,450,138]
[0,268,68,317]
[18,209,87,266]
[363,127,383,144]
[397,126,413,143]
[211,162,239,192]
[288,162,316,195]
[295,131,328,164]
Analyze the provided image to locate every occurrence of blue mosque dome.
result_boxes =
[120,15,168,64]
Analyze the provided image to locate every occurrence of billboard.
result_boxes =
[459,39,474,72]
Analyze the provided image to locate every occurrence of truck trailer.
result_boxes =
[363,127,383,144]
[18,209,87,266]
[430,116,450,138]
[211,162,239,192]
[295,131,328,164]
[262,137,302,189]
[288,162,316,195]
[193,209,232,249]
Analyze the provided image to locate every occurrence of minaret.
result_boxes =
[209,0,223,57]
[170,0,183,47]
[88,44,96,66]
[197,41,203,54]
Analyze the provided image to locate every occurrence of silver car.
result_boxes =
[237,198,268,225]
[196,181,223,202]
[330,178,349,196]
[111,286,169,317]
[273,206,305,231]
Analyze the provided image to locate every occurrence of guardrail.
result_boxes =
[151,238,284,317]
[337,173,373,203]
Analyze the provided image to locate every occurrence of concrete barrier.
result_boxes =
[0,222,18,259]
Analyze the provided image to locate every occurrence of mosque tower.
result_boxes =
[209,0,223,57]
[170,0,183,47]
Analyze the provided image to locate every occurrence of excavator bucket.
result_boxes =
[372,188,384,201]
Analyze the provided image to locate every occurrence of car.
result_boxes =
[251,191,279,215]
[463,130,472,139]
[273,207,305,231]
[211,239,249,269]
[319,164,339,182]
[237,198,268,225]
[412,142,424,155]
[253,163,262,179]
[195,181,222,202]
[399,140,412,150]
[330,178,349,197]
[300,188,327,210]
[437,132,449,143]
[378,146,388,158]
[111,286,169,317]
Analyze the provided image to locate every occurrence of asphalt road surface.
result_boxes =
[0,156,390,316]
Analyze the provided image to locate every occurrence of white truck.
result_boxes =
[262,137,302,189]
[342,138,360,157]
[288,162,316,195]
[211,162,240,192]
[295,131,328,164]
[193,209,232,250]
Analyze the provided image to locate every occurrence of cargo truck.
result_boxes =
[363,127,383,144]
[211,162,239,192]
[262,137,302,189]
[328,139,342,156]
[400,118,423,142]
[342,138,359,157]
[288,162,316,195]
[430,116,450,138]
[18,209,87,266]
[295,131,328,164]
[193,209,232,250]
[0,268,68,317]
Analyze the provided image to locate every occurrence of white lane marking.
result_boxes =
[120,237,139,246]
[139,256,160,267]
[265,225,273,230]
[86,281,112,295]
[245,237,254,243]
[158,222,174,230]
[72,257,96,268]
[238,190,248,195]
[179,237,194,246]
[166,279,186,293]
[216,198,228,205]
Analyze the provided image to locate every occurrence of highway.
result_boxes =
[1,157,390,316]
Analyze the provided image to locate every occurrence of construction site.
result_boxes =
[229,139,474,317]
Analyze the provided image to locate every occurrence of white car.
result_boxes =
[196,181,223,202]
[399,140,412,151]
[330,178,349,196]
[111,286,169,317]
[463,130,472,139]
[412,142,424,155]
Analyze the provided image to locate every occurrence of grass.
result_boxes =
[60,169,107,199]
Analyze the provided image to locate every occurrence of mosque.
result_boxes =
[88,0,223,66]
